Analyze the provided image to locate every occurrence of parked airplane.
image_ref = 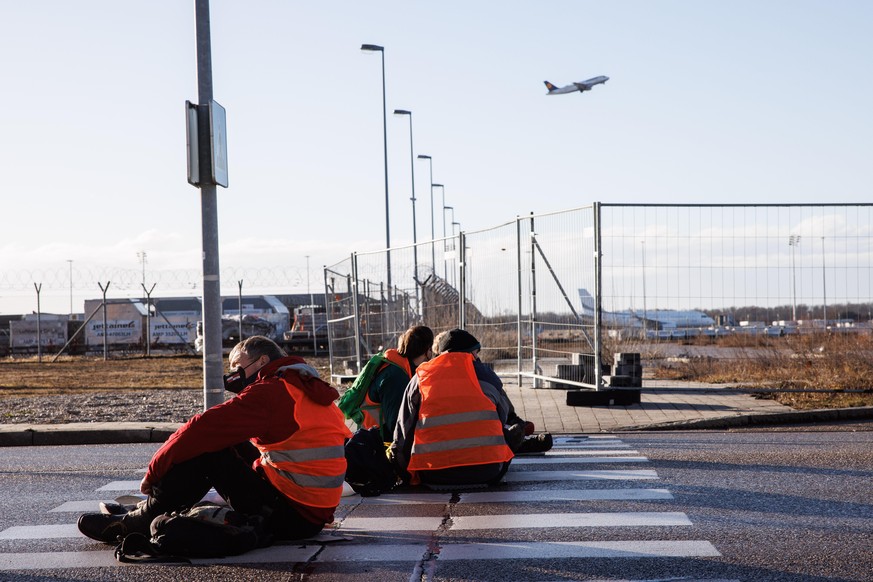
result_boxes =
[544,76,609,95]
[578,289,715,329]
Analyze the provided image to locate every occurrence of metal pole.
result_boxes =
[325,268,334,377]
[308,255,317,355]
[195,0,224,410]
[238,280,243,342]
[416,155,435,275]
[396,111,419,292]
[141,283,156,357]
[593,203,603,390]
[529,214,539,387]
[789,235,800,322]
[641,240,647,339]
[34,283,42,363]
[350,254,362,373]
[379,50,391,295]
[821,236,827,328]
[98,281,110,361]
[458,232,466,329]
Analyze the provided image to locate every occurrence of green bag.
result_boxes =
[337,352,391,426]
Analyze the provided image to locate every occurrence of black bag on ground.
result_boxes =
[114,504,266,563]
[344,426,398,497]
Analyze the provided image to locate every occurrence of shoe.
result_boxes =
[515,433,553,455]
[78,506,154,544]
[504,422,526,451]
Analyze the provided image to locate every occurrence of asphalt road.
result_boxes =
[0,426,871,581]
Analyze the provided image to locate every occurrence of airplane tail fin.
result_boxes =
[544,81,557,93]
[578,288,595,312]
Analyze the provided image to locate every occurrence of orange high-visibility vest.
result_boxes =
[360,349,412,431]
[407,352,513,476]
[255,378,352,508]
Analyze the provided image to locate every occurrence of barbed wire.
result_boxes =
[0,266,310,294]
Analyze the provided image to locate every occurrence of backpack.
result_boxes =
[114,504,267,564]
[344,426,399,497]
[337,352,392,426]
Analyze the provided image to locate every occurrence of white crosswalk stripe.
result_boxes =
[511,455,648,464]
[0,434,722,575]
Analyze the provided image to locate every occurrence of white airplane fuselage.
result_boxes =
[578,289,715,329]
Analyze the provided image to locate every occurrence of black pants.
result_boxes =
[150,443,324,541]
[418,461,511,487]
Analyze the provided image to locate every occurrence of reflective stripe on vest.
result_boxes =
[407,352,513,473]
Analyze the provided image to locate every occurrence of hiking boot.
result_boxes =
[78,504,155,544]
[515,433,553,455]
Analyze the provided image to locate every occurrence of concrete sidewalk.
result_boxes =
[2,381,872,446]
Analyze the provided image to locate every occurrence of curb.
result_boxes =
[0,422,182,447]
[624,406,873,431]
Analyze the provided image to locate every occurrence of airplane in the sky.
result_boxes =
[578,289,715,329]
[544,75,609,95]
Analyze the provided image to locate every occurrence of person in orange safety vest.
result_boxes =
[78,336,351,547]
[359,325,434,441]
[388,330,515,488]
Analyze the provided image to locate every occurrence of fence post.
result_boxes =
[458,232,466,329]
[98,281,110,361]
[237,280,244,342]
[529,213,539,387]
[350,253,362,373]
[34,283,42,362]
[324,269,335,379]
[141,283,156,357]
[593,202,603,390]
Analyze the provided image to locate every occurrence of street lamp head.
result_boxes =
[417,154,431,160]
[394,109,411,116]
[432,183,444,188]
[360,44,384,52]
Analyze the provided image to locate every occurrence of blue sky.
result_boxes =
[1,1,871,314]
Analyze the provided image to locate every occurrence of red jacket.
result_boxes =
[145,355,348,525]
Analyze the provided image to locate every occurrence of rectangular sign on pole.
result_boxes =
[185,101,200,186]
[209,100,228,188]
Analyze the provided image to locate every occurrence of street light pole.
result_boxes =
[361,44,391,293]
[789,235,801,322]
[442,204,454,279]
[433,183,445,279]
[417,154,435,275]
[394,110,418,286]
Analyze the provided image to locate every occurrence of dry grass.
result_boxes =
[649,333,873,409]
[0,354,332,397]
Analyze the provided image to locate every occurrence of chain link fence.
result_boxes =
[325,203,873,390]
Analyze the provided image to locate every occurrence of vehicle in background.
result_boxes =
[282,305,328,353]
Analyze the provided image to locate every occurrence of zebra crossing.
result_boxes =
[0,434,726,578]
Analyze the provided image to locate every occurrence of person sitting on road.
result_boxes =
[77,335,351,546]
[431,329,553,455]
[388,329,516,488]
[361,325,434,442]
